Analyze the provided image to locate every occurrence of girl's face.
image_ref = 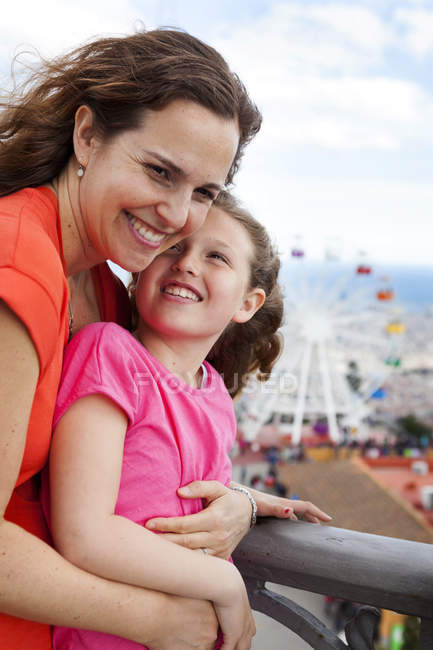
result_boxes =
[72,100,240,272]
[135,207,265,344]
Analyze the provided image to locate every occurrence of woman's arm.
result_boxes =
[0,301,218,650]
[49,393,255,649]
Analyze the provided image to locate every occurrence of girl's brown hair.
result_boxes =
[0,29,261,196]
[206,191,284,398]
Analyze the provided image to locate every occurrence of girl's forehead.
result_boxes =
[191,207,252,251]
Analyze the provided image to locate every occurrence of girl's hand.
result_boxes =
[147,594,219,650]
[214,566,255,650]
[145,481,251,560]
[242,483,332,524]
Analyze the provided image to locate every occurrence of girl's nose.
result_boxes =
[171,252,199,276]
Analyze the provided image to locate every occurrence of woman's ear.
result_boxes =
[232,287,266,324]
[73,105,96,168]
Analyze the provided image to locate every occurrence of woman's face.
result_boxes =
[74,100,240,272]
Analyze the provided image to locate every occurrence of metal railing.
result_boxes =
[233,518,433,649]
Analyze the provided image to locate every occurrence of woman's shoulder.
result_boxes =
[0,186,61,269]
[0,186,57,225]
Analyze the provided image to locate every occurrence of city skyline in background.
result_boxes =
[1,0,433,266]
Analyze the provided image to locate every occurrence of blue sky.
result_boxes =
[2,0,433,265]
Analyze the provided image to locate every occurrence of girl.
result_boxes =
[46,191,331,650]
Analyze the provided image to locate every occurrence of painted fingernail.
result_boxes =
[284,508,292,514]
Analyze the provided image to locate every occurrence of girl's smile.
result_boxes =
[160,281,203,303]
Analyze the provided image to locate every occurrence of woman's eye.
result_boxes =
[195,187,215,201]
[147,164,169,180]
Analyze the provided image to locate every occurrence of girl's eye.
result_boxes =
[209,252,228,263]
[168,243,182,253]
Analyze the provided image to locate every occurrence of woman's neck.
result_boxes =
[135,323,218,389]
[53,161,102,277]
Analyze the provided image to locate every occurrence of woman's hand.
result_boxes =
[145,481,252,560]
[241,483,332,524]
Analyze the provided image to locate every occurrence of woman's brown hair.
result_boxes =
[206,191,284,398]
[0,29,261,196]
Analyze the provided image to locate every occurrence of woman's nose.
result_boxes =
[156,188,191,232]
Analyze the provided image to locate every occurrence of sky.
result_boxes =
[1,0,433,266]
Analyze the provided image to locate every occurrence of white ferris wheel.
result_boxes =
[236,248,406,445]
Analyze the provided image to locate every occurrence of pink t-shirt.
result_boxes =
[50,322,236,650]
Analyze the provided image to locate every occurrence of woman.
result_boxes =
[0,28,262,649]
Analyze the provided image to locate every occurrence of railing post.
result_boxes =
[420,618,433,649]
[244,577,348,650]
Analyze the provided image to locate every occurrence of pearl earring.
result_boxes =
[77,165,85,178]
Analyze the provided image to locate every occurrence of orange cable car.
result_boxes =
[377,289,394,301]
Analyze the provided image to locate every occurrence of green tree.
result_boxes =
[402,616,420,650]
[398,414,432,441]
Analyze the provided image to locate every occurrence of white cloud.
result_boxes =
[394,8,433,57]
[212,2,433,152]
[255,74,433,150]
[214,2,393,79]
[0,0,152,67]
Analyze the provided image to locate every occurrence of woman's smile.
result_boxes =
[125,212,168,249]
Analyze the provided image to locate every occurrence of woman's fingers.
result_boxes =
[294,501,332,522]
[146,509,214,534]
[156,532,214,552]
[177,480,229,504]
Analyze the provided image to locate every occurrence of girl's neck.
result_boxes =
[135,322,218,389]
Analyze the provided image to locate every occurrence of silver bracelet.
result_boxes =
[230,485,257,527]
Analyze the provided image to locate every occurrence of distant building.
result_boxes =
[278,457,433,544]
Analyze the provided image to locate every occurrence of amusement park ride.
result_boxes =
[236,242,406,446]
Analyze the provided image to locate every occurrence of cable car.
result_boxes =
[356,265,372,275]
[291,248,305,258]
[386,322,406,335]
[377,289,394,301]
